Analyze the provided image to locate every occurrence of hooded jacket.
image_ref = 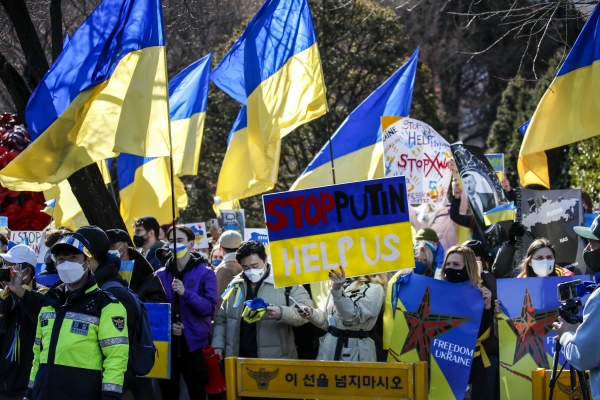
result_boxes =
[0,280,47,397]
[126,248,167,303]
[156,254,217,352]
[212,267,313,359]
[214,252,242,318]
[145,240,166,271]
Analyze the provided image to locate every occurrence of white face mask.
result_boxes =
[57,261,87,284]
[244,268,265,283]
[531,259,554,277]
[108,244,123,258]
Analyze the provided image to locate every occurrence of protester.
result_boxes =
[213,230,242,317]
[516,238,574,278]
[38,228,72,275]
[0,245,47,400]
[299,267,386,362]
[26,234,129,400]
[156,225,218,400]
[212,240,312,361]
[75,226,138,394]
[410,198,460,252]
[209,247,223,269]
[159,224,171,242]
[490,222,526,278]
[413,241,437,276]
[209,223,221,249]
[414,228,445,270]
[552,215,600,398]
[133,216,165,271]
[439,245,497,400]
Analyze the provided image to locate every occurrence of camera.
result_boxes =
[557,280,583,324]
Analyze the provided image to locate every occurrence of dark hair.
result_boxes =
[519,238,556,277]
[236,240,267,263]
[134,216,160,238]
[166,225,195,242]
[0,233,7,247]
[44,228,72,247]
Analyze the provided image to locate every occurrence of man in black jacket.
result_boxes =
[0,245,47,400]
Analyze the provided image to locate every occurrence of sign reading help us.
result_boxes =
[263,176,414,288]
[382,117,452,205]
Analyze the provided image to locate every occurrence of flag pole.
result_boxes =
[324,93,335,185]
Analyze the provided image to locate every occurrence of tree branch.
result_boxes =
[0,51,31,121]
[50,0,63,62]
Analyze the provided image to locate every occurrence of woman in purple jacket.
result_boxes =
[156,225,218,400]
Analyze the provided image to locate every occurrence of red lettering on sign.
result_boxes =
[265,198,288,231]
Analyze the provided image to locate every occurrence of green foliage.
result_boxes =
[569,138,600,204]
[183,0,442,227]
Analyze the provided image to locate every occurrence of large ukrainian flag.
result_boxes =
[117,155,188,234]
[169,53,212,177]
[211,0,327,185]
[519,3,600,188]
[0,0,170,191]
[216,106,282,202]
[291,47,419,189]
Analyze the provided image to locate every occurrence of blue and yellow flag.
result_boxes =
[483,201,516,226]
[169,53,212,176]
[291,47,419,190]
[211,0,327,186]
[117,155,188,234]
[216,106,281,202]
[519,2,600,188]
[0,0,170,191]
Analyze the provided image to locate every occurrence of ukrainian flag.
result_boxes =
[216,106,282,202]
[483,201,516,226]
[211,0,327,185]
[169,53,212,177]
[291,48,419,189]
[519,3,600,188]
[117,154,188,235]
[0,0,170,191]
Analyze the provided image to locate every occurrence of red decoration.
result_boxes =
[0,113,51,231]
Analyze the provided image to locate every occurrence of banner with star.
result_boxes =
[387,273,484,400]
[497,276,588,400]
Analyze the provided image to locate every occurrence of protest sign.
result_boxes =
[119,260,134,282]
[263,176,413,287]
[244,228,271,256]
[497,276,588,400]
[451,142,508,249]
[387,273,483,400]
[184,222,209,249]
[382,117,452,205]
[144,302,171,379]
[0,216,7,235]
[515,188,585,274]
[221,210,245,237]
[10,231,48,263]
[485,153,504,181]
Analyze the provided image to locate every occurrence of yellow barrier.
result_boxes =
[531,368,594,400]
[224,357,428,400]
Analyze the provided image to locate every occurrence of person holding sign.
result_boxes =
[212,240,313,361]
[439,246,497,400]
[298,267,386,362]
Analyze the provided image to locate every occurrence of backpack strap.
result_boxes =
[100,280,142,327]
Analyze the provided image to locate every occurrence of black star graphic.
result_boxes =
[506,287,559,369]
[400,286,473,362]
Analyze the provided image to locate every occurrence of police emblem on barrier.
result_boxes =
[246,368,279,390]
[112,316,125,332]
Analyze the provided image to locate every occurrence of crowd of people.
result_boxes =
[0,175,599,400]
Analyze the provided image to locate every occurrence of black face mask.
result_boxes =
[583,248,600,274]
[133,234,147,248]
[445,267,469,283]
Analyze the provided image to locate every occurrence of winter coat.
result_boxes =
[144,240,166,271]
[410,204,459,252]
[491,242,517,278]
[0,281,47,397]
[214,253,242,319]
[561,287,600,399]
[127,248,167,303]
[157,254,217,352]
[212,267,313,359]
[308,279,385,362]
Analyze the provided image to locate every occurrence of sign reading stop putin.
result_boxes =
[263,176,414,287]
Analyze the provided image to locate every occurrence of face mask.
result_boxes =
[414,261,427,275]
[244,268,265,283]
[212,259,222,267]
[445,267,469,283]
[108,244,123,258]
[169,243,189,258]
[583,248,600,274]
[531,259,554,277]
[57,261,87,284]
[133,234,147,248]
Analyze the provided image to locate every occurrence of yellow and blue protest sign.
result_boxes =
[144,303,171,379]
[497,276,589,400]
[485,153,505,181]
[119,260,134,283]
[387,273,484,400]
[244,228,271,257]
[263,176,413,287]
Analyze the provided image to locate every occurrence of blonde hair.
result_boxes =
[348,273,388,291]
[414,242,435,270]
[441,246,482,288]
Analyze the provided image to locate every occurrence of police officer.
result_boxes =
[25,233,129,400]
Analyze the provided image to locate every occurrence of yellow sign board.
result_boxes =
[224,357,428,400]
[531,368,594,400]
